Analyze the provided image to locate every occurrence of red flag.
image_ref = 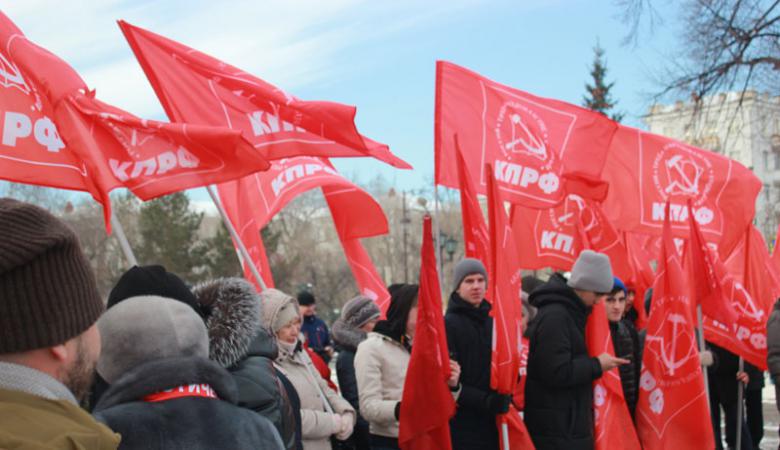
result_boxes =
[602,126,761,256]
[216,178,275,289]
[118,21,410,169]
[454,136,490,265]
[399,216,454,450]
[635,202,714,450]
[725,227,780,312]
[585,302,642,450]
[688,200,740,325]
[435,61,617,208]
[486,164,533,447]
[0,12,270,228]
[624,232,654,329]
[509,195,631,280]
[486,163,523,393]
[337,237,390,318]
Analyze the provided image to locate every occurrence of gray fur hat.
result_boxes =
[341,295,381,328]
[567,250,614,293]
[453,258,488,290]
[97,295,208,384]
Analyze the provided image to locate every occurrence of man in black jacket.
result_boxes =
[604,277,642,418]
[445,258,508,450]
[525,250,628,450]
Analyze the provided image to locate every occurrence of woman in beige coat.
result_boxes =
[260,289,356,450]
[354,284,460,450]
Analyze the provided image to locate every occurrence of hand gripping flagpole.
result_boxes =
[109,199,138,267]
[206,185,268,291]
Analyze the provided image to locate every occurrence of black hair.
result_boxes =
[374,284,419,348]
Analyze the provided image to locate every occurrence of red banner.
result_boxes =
[455,136,490,266]
[509,194,631,280]
[602,126,761,256]
[435,61,617,208]
[118,21,410,169]
[0,12,269,228]
[635,203,713,450]
[585,302,641,450]
[399,216,454,450]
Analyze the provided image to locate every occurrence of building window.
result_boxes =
[772,135,780,171]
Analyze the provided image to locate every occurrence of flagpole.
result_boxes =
[434,183,443,286]
[110,203,138,267]
[206,185,268,291]
[696,305,711,408]
[501,421,510,450]
[736,357,745,450]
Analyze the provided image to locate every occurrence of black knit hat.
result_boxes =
[0,198,104,353]
[297,290,316,306]
[107,265,206,318]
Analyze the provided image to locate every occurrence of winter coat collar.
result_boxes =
[93,356,237,412]
[0,362,77,404]
[447,292,491,320]
[529,273,591,327]
[194,277,277,368]
[331,319,367,352]
[366,332,410,354]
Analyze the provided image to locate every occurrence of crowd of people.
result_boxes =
[1,197,780,450]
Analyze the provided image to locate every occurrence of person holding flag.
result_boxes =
[445,258,509,450]
[525,250,629,450]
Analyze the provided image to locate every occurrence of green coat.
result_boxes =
[0,388,120,449]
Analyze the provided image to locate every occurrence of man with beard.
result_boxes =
[445,258,508,450]
[0,198,119,449]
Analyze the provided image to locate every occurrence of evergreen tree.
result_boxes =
[583,43,624,122]
[137,192,208,282]
[203,222,242,279]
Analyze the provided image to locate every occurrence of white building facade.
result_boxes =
[644,91,780,244]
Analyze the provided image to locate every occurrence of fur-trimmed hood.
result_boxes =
[331,319,367,352]
[194,278,277,368]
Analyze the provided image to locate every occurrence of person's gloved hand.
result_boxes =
[699,350,714,367]
[335,413,354,440]
[484,392,512,414]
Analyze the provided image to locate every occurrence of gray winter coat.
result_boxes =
[94,356,284,450]
[195,278,298,450]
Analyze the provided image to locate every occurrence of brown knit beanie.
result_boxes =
[0,198,104,353]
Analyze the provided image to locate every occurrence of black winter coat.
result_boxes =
[609,320,641,417]
[444,293,498,450]
[525,274,603,450]
[333,319,371,450]
[194,278,298,450]
[94,356,284,450]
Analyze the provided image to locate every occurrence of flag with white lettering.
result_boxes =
[635,202,714,450]
[118,21,410,169]
[509,195,631,280]
[435,61,617,208]
[602,126,761,256]
[0,12,269,228]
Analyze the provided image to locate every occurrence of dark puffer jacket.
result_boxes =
[609,319,641,417]
[526,273,603,450]
[333,319,371,450]
[444,292,498,450]
[93,356,284,450]
[194,278,298,450]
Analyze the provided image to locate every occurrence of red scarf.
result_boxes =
[143,384,218,402]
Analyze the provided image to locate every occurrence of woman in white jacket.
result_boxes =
[354,284,460,450]
[260,289,356,450]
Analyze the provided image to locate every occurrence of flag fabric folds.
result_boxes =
[118,20,410,169]
[399,216,455,450]
[435,61,617,208]
[455,136,490,266]
[635,202,714,450]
